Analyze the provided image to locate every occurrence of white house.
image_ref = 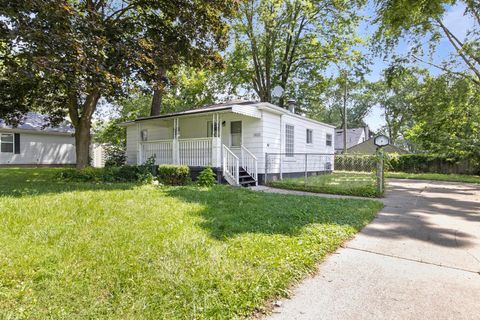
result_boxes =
[0,113,76,166]
[121,100,335,186]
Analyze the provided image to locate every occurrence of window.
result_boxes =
[326,133,332,146]
[0,133,14,153]
[306,129,313,144]
[285,124,294,156]
[230,121,242,147]
[207,121,219,138]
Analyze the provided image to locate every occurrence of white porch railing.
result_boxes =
[140,140,173,164]
[241,145,258,185]
[178,138,212,166]
[140,137,220,167]
[222,145,239,186]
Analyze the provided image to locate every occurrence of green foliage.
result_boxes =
[227,0,368,109]
[404,75,480,159]
[0,1,238,167]
[197,167,217,187]
[158,165,190,185]
[104,145,127,167]
[0,168,382,318]
[373,0,480,86]
[57,157,157,183]
[269,172,381,197]
[388,154,480,174]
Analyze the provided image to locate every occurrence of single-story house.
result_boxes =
[0,113,76,166]
[334,126,371,153]
[347,138,409,154]
[121,100,336,186]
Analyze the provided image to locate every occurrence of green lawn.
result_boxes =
[268,172,379,197]
[0,169,382,319]
[386,172,480,184]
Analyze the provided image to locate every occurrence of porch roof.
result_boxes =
[120,100,336,129]
[119,100,261,127]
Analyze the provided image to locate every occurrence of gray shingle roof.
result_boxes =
[334,127,367,150]
[0,112,74,134]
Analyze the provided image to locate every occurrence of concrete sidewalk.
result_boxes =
[265,179,480,320]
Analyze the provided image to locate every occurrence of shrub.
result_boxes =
[388,154,480,174]
[104,145,127,167]
[56,158,156,184]
[158,165,190,185]
[197,167,216,187]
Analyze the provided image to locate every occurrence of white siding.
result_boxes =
[261,110,335,174]
[0,131,75,165]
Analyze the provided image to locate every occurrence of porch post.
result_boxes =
[173,118,179,164]
[211,113,221,167]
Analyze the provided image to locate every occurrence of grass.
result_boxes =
[386,172,480,184]
[0,168,382,319]
[268,172,380,198]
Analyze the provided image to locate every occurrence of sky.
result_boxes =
[362,2,474,131]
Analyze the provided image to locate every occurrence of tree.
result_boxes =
[229,0,366,107]
[310,75,374,129]
[373,0,480,86]
[372,67,426,146]
[0,0,237,168]
[406,74,480,158]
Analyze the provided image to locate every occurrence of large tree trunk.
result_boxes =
[75,118,92,169]
[150,67,166,116]
[68,91,100,169]
[150,87,164,116]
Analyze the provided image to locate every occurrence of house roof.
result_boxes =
[334,127,367,150]
[0,112,75,135]
[347,138,409,154]
[120,100,336,128]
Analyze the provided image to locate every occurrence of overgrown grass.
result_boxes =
[386,171,480,184]
[268,172,380,198]
[0,168,382,319]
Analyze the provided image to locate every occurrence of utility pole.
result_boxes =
[343,70,348,154]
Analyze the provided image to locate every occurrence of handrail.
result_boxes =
[241,145,258,185]
[222,144,239,186]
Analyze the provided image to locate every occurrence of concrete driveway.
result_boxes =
[267,179,480,320]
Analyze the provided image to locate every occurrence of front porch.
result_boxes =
[136,113,258,186]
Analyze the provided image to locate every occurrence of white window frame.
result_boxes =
[285,124,295,157]
[306,129,313,144]
[326,133,333,147]
[0,133,14,153]
[230,121,242,147]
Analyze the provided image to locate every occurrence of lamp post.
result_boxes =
[374,135,390,195]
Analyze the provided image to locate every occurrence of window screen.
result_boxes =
[306,129,313,144]
[326,133,332,146]
[0,133,14,153]
[285,124,294,156]
[230,121,242,147]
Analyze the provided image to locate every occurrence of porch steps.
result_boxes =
[239,167,257,187]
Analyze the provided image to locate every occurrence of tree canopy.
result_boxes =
[0,0,237,168]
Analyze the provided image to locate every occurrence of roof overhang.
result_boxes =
[0,128,74,136]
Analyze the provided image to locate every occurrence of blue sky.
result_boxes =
[362,2,474,131]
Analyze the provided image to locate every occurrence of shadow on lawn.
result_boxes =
[165,186,379,239]
[0,169,136,197]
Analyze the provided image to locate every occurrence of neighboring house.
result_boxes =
[121,100,335,186]
[0,113,76,166]
[347,138,409,154]
[334,126,371,153]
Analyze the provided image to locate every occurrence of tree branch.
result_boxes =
[411,54,480,85]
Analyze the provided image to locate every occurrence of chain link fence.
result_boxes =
[264,153,384,197]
